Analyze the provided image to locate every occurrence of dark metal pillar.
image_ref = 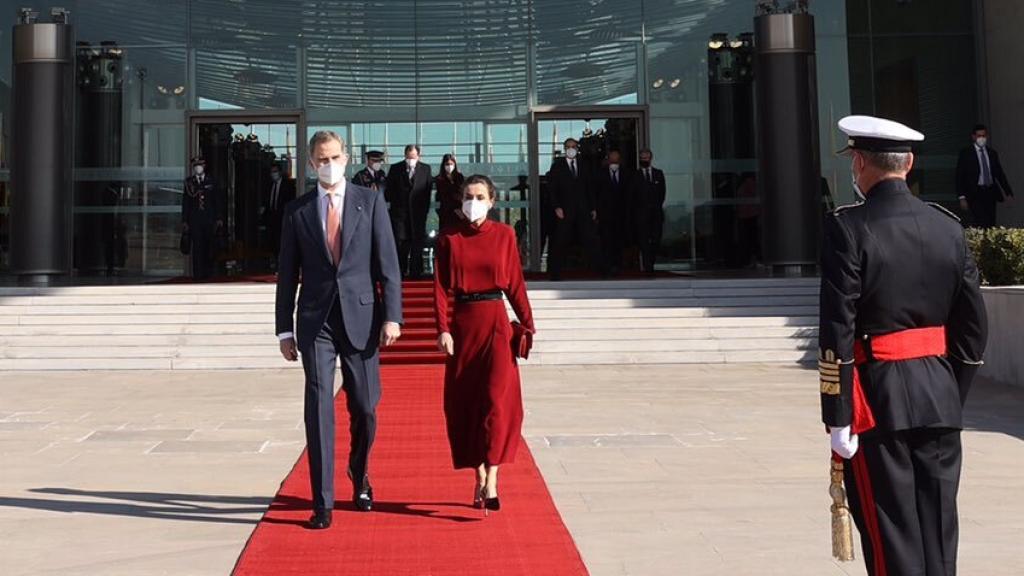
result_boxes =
[10,10,74,283]
[754,2,820,275]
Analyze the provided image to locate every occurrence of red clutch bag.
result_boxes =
[510,321,533,360]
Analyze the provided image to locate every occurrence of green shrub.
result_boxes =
[965,227,1024,286]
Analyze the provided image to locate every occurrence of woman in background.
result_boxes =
[434,154,465,232]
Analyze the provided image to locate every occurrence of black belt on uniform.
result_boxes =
[455,291,503,303]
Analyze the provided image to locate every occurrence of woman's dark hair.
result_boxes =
[461,174,496,200]
[441,153,458,172]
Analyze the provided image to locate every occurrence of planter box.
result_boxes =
[979,287,1024,389]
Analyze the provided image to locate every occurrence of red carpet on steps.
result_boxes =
[232,281,589,575]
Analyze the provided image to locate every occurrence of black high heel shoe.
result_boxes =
[483,495,501,516]
[473,484,485,509]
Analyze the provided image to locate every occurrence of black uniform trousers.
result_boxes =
[301,300,381,513]
[188,217,216,280]
[637,208,664,273]
[549,209,605,279]
[844,428,962,576]
[968,185,998,228]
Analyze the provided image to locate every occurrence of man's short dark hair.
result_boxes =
[639,148,653,156]
[564,138,579,147]
[404,144,420,154]
[973,124,988,133]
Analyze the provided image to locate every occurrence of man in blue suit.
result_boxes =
[275,131,403,529]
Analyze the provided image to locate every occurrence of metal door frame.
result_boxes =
[184,109,305,274]
[527,105,649,272]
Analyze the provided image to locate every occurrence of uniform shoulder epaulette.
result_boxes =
[831,202,863,216]
[926,201,961,222]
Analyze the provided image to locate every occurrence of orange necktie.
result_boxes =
[326,192,342,265]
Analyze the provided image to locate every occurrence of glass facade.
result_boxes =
[0,1,981,277]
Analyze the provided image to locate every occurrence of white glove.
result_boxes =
[830,426,859,459]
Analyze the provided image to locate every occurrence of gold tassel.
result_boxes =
[830,458,855,561]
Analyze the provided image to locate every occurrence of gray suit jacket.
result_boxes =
[275,183,403,351]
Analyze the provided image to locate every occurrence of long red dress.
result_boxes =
[433,219,535,469]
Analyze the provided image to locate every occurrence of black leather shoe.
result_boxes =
[308,510,332,529]
[354,486,373,512]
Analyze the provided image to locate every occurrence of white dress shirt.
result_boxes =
[277,181,345,342]
[975,144,992,187]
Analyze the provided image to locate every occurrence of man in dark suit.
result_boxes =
[956,124,1015,228]
[595,149,630,274]
[182,156,223,280]
[385,144,432,277]
[821,116,987,575]
[630,148,666,274]
[352,150,387,193]
[263,163,296,263]
[276,131,403,529]
[547,138,605,280]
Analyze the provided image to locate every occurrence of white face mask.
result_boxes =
[406,158,418,169]
[445,164,456,174]
[370,162,383,172]
[193,165,205,176]
[462,198,490,222]
[565,148,579,160]
[609,163,620,172]
[975,137,987,148]
[316,162,346,186]
[270,172,281,182]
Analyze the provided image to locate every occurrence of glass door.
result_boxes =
[187,111,302,278]
[531,107,647,273]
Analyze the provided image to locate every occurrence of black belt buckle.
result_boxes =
[456,291,502,303]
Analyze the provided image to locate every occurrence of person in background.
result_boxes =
[352,150,388,193]
[264,163,296,265]
[956,123,1014,228]
[433,175,534,515]
[435,153,466,232]
[546,138,605,280]
[595,149,630,275]
[182,155,223,280]
[386,145,433,278]
[630,148,666,274]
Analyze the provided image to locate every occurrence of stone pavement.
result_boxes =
[0,365,1021,575]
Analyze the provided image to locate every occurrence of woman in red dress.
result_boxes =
[433,175,535,514]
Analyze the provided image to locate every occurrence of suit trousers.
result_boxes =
[549,209,605,279]
[301,300,381,512]
[968,186,998,228]
[637,208,664,273]
[844,428,962,576]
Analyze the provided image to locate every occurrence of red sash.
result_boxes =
[849,326,947,434]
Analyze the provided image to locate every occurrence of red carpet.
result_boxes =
[232,365,589,575]
[233,280,588,575]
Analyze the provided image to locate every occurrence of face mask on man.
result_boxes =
[406,158,418,169]
[609,163,620,172]
[976,137,988,148]
[317,162,346,186]
[851,158,865,201]
[445,164,456,174]
[370,162,383,172]
[270,171,281,182]
[193,165,205,176]
[462,198,490,222]
[565,148,579,160]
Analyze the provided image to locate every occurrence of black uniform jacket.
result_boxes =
[819,178,987,434]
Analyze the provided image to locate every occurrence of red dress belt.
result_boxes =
[850,326,947,435]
